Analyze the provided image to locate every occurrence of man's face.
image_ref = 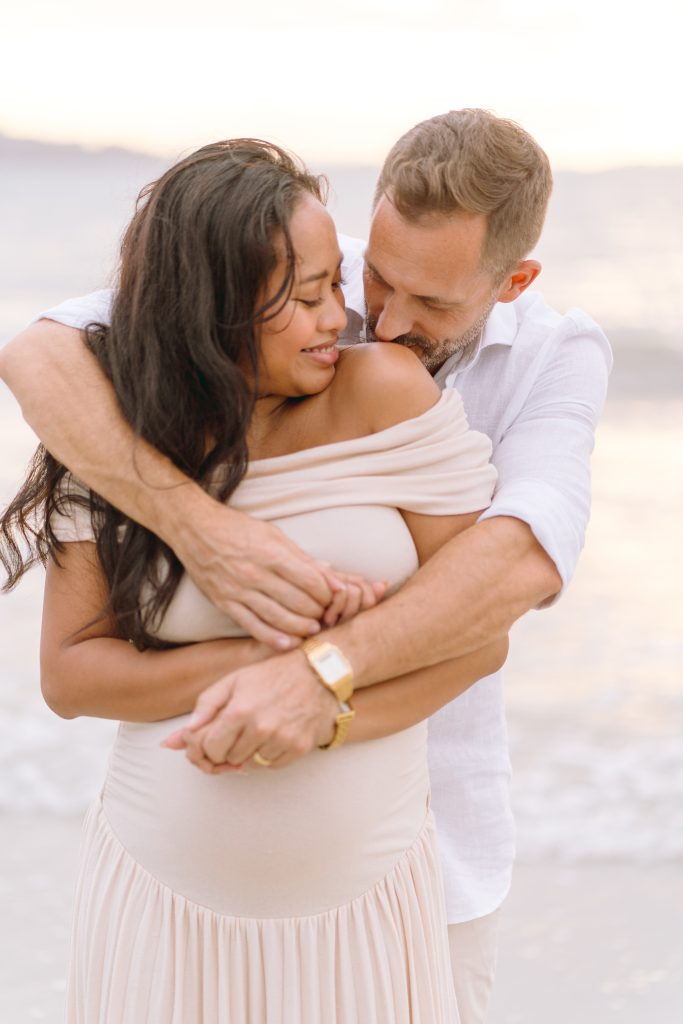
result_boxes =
[364,195,500,374]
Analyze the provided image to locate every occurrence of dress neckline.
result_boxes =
[246,391,454,471]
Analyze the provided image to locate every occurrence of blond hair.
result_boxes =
[375,109,553,280]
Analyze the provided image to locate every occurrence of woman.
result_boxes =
[1,140,500,1022]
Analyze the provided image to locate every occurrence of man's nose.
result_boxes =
[373,296,413,341]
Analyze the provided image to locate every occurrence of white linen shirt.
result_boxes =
[38,233,612,923]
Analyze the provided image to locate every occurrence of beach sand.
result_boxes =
[1,812,681,1023]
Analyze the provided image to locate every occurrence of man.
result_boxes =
[1,109,611,1022]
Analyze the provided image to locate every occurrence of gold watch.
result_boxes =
[301,639,354,703]
[301,639,356,750]
[319,700,355,750]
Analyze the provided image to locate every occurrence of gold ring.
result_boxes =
[252,752,273,768]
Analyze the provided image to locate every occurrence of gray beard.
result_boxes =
[365,300,495,375]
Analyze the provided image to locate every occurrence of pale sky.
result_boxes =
[2,0,681,169]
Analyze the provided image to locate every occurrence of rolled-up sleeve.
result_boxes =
[32,289,114,329]
[478,319,612,599]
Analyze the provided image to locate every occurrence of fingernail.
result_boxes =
[329,578,347,591]
[187,713,204,728]
[275,635,294,650]
[307,622,321,635]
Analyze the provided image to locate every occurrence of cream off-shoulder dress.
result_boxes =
[52,390,495,1024]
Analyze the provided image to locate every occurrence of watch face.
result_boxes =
[304,640,354,704]
[318,647,351,681]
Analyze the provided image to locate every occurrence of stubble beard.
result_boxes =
[365,300,496,376]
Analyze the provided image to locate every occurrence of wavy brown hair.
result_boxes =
[1,140,325,648]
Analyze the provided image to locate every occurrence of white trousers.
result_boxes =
[448,909,501,1024]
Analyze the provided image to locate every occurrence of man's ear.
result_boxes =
[496,260,541,303]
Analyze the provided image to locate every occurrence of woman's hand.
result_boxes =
[320,572,388,628]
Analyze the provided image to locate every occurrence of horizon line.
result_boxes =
[2,129,683,176]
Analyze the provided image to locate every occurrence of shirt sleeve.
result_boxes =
[31,289,114,330]
[478,315,612,602]
[49,475,97,543]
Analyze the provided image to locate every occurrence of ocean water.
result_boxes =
[1,141,682,863]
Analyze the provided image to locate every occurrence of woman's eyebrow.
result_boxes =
[300,255,343,285]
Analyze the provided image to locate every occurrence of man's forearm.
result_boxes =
[348,638,508,742]
[326,515,561,687]
[1,322,208,540]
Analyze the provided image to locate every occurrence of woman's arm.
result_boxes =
[347,638,508,743]
[40,543,383,722]
[40,541,268,721]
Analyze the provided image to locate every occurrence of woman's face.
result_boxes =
[255,194,347,399]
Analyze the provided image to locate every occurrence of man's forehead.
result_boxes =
[367,197,488,298]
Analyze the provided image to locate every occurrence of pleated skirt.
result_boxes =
[66,798,458,1023]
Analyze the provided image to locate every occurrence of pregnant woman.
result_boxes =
[1,140,499,1022]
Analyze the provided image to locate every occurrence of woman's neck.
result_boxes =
[247,394,312,460]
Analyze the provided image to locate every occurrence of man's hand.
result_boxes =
[169,494,389,649]
[162,650,338,770]
[170,496,350,650]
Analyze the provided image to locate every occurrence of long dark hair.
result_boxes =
[1,140,326,648]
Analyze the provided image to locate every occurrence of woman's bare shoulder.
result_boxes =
[331,343,441,433]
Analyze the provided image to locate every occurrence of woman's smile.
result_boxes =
[300,340,340,365]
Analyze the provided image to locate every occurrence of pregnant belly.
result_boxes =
[102,717,430,917]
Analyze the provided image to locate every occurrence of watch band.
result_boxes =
[301,638,354,703]
[319,700,355,750]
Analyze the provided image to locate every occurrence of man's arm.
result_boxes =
[322,514,557,684]
[171,637,509,772]
[1,320,342,648]
[291,319,611,685]
[166,321,610,765]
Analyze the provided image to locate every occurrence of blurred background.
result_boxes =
[1,3,682,1021]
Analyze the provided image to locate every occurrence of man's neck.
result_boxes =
[432,331,483,388]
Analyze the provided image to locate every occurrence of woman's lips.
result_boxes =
[301,343,339,366]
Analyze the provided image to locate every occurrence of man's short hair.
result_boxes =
[375,108,553,281]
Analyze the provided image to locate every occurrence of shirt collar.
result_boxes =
[440,301,519,388]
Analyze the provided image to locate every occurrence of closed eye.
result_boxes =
[365,262,387,286]
[297,277,346,308]
[420,298,448,312]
